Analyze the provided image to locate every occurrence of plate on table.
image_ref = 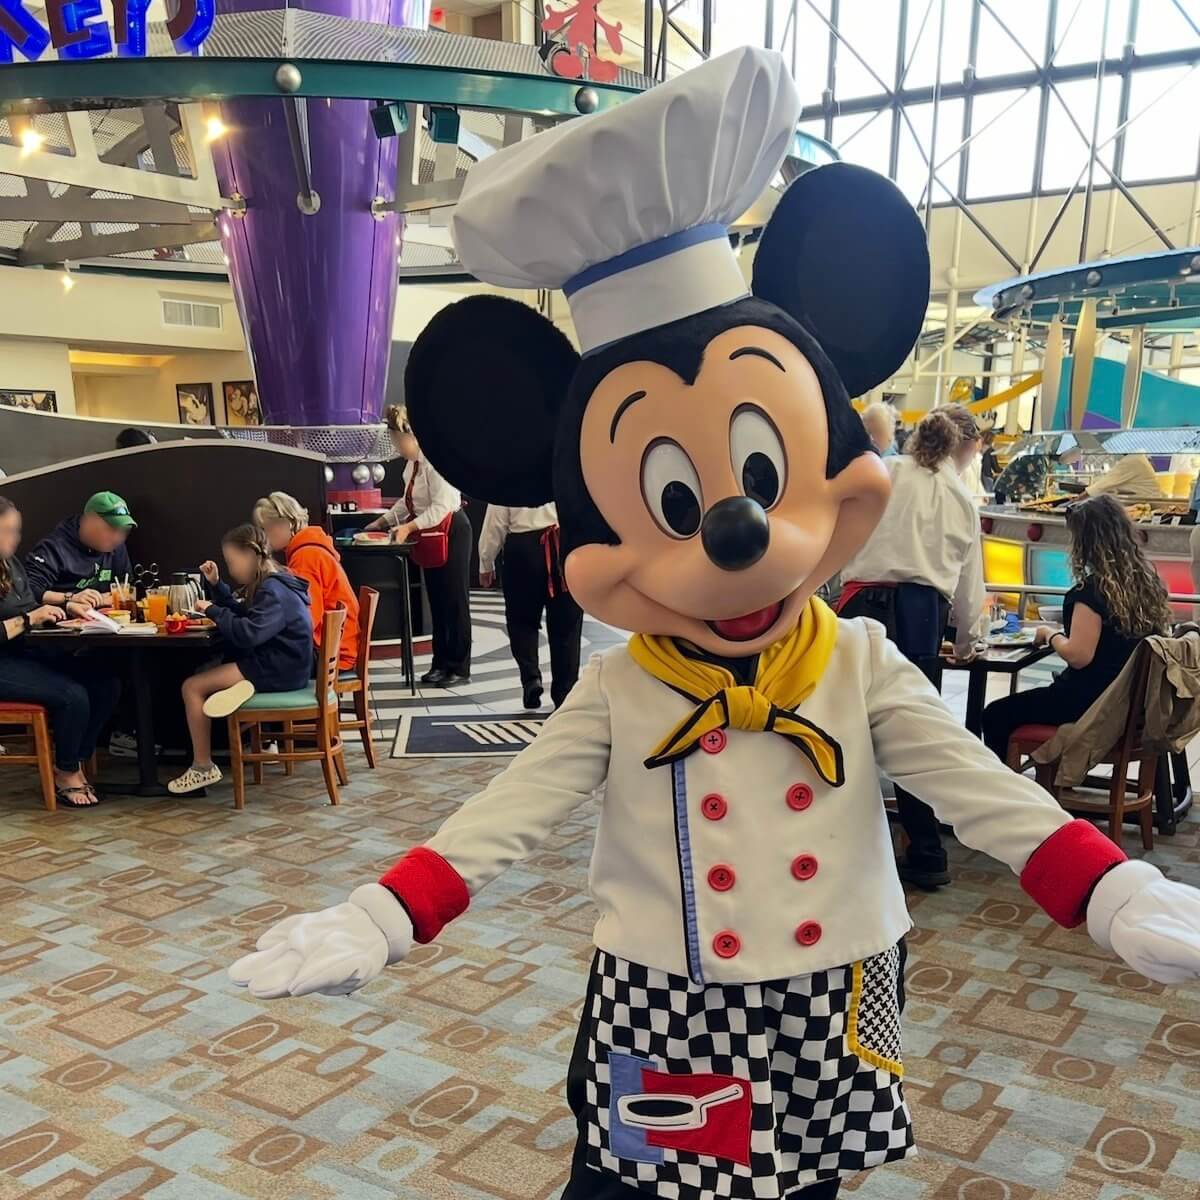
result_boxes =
[186,618,216,629]
[353,530,391,543]
[987,630,1037,648]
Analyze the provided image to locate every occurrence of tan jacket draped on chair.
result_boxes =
[1033,630,1200,786]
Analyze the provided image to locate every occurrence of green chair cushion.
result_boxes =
[241,687,338,711]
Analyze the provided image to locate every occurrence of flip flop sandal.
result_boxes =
[56,786,100,809]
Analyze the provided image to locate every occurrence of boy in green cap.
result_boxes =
[25,491,136,610]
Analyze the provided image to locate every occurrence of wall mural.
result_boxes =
[0,390,57,413]
[177,383,215,426]
[223,380,262,426]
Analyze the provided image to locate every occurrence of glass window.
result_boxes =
[1134,0,1200,54]
[831,0,900,100]
[772,0,832,109]
[902,0,972,90]
[895,98,966,205]
[1122,66,1200,181]
[833,109,893,175]
[710,0,770,56]
[1054,0,1132,63]
[965,88,1039,199]
[1041,76,1121,191]
[976,0,1050,78]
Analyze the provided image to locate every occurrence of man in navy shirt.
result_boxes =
[25,491,135,610]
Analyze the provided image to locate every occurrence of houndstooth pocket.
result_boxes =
[846,943,904,1076]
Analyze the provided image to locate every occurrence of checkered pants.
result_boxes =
[573,947,913,1200]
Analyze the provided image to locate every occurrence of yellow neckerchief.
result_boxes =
[628,597,844,786]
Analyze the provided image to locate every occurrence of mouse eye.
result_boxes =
[730,405,786,509]
[640,439,703,538]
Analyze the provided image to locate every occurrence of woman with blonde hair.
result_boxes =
[983,494,1171,761]
[254,491,360,674]
[364,405,471,685]
[838,407,987,888]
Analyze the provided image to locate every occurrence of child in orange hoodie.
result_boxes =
[253,492,360,673]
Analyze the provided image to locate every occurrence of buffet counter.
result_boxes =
[980,503,1196,615]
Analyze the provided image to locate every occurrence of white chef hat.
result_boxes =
[451,47,801,354]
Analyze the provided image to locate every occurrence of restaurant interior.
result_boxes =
[2,2,1200,1198]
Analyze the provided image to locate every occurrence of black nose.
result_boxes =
[701,497,770,571]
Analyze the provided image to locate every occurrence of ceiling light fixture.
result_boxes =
[205,115,228,142]
[19,127,44,155]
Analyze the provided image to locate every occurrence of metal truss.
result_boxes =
[0,102,230,266]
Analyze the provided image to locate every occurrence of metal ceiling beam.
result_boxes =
[0,104,224,208]
[0,194,199,222]
[18,219,218,266]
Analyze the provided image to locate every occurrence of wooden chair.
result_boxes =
[1006,642,1156,851]
[0,702,55,810]
[226,607,348,809]
[279,586,381,774]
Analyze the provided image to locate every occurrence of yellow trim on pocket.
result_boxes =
[846,960,904,1077]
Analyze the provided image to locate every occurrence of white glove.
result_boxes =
[1087,859,1200,984]
[228,883,414,998]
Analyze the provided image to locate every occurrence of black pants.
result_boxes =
[0,650,120,769]
[501,528,584,707]
[423,509,472,677]
[982,682,1089,761]
[840,583,949,868]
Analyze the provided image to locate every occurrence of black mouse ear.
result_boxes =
[405,295,580,506]
[752,162,930,398]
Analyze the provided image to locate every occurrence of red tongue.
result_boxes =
[710,602,783,641]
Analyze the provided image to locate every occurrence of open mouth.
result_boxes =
[707,601,784,642]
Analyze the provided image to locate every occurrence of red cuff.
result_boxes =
[1019,819,1127,928]
[378,847,470,943]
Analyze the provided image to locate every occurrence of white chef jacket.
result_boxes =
[383,454,461,531]
[425,617,1072,985]
[841,456,987,655]
[478,503,559,573]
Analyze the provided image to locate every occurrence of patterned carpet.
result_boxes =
[3,616,1200,1199]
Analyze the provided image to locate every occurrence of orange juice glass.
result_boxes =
[146,590,169,625]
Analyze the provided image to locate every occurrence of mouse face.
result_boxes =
[405,163,931,654]
[565,324,889,654]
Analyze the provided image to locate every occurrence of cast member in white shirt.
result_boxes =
[364,405,471,686]
[839,407,987,889]
[478,502,584,709]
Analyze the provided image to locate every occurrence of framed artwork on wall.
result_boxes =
[177,383,215,426]
[223,380,262,426]
[0,390,57,413]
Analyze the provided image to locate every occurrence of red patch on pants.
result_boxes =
[639,1068,753,1166]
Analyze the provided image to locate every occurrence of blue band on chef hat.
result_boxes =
[562,222,730,299]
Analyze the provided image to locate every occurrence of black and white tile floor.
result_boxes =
[369,590,627,737]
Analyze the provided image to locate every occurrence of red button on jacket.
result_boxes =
[795,921,822,947]
[713,930,741,958]
[700,729,727,755]
[701,793,728,821]
[786,783,813,811]
[791,855,819,881]
[707,864,736,892]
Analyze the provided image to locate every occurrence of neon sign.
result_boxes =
[0,0,213,62]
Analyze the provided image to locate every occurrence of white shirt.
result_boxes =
[478,504,559,573]
[383,454,461,531]
[424,620,1072,984]
[841,456,987,656]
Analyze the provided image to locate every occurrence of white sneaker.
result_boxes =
[202,680,256,718]
[168,763,222,794]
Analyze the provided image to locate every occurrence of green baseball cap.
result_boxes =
[84,491,137,529]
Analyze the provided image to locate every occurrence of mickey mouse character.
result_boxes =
[231,48,1200,1200]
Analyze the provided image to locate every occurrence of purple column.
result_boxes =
[211,0,430,426]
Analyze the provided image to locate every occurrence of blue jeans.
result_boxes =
[0,651,120,770]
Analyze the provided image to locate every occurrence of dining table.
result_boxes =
[27,623,219,797]
[940,636,1054,737]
